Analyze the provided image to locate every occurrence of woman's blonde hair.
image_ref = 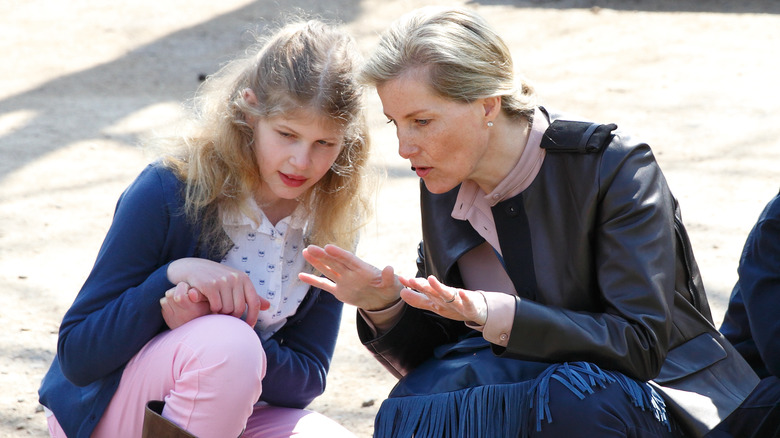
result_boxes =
[360,6,536,120]
[160,19,370,254]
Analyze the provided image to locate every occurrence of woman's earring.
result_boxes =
[487,121,494,127]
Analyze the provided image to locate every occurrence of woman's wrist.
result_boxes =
[364,296,403,312]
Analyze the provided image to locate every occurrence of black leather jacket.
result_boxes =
[358,110,758,436]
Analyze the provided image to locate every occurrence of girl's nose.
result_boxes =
[289,145,311,169]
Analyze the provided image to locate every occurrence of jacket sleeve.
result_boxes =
[356,242,472,378]
[258,289,343,408]
[56,165,183,386]
[501,139,675,381]
[734,193,780,378]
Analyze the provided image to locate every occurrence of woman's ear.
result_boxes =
[482,95,501,123]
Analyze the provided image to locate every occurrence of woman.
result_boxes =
[300,6,759,438]
[39,20,369,438]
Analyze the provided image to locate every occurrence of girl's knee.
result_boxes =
[176,314,266,381]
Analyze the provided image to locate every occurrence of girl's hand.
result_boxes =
[167,258,270,327]
[299,244,403,311]
[160,282,212,329]
[399,275,488,325]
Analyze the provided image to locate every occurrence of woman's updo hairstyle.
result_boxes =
[360,6,536,120]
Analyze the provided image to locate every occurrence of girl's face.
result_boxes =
[376,69,492,194]
[252,108,344,213]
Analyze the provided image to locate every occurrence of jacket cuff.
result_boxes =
[358,299,405,337]
[465,291,516,347]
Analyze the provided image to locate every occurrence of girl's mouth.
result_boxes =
[280,172,307,187]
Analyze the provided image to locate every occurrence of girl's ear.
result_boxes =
[243,88,259,124]
[243,88,259,106]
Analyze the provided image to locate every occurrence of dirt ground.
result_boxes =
[2,0,779,436]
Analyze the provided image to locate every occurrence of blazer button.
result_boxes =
[504,202,520,217]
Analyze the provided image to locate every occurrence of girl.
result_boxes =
[38,19,370,438]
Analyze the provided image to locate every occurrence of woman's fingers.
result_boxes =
[298,272,337,292]
[301,246,343,279]
[322,244,363,271]
[398,275,483,322]
[427,276,458,303]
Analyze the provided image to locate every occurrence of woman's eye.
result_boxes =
[386,119,396,126]
[415,119,430,126]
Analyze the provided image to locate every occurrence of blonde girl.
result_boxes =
[39,19,369,438]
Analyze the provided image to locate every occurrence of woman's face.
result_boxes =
[376,69,491,194]
[251,108,344,211]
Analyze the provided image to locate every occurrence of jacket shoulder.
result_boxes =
[540,109,618,154]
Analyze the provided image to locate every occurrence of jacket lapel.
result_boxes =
[491,194,538,300]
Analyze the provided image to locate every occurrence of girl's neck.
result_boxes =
[255,195,299,227]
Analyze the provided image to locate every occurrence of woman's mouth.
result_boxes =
[279,172,307,188]
[412,166,431,178]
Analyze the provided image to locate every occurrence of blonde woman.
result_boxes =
[301,6,763,438]
[39,19,369,438]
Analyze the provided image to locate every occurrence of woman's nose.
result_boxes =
[397,131,418,159]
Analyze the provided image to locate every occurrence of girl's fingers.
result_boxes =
[187,288,206,302]
[242,275,261,326]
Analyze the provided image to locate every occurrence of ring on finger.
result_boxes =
[444,293,457,303]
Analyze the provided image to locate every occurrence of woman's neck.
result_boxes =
[472,115,531,194]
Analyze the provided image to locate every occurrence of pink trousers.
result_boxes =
[47,314,354,438]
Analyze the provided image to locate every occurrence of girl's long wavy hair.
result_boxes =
[159,19,370,255]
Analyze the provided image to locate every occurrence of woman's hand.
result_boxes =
[399,275,488,325]
[167,258,270,326]
[160,282,212,329]
[299,244,403,311]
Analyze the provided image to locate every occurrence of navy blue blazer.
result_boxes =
[38,163,342,438]
[721,190,780,379]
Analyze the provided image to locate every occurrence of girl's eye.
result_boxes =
[386,119,397,126]
[278,131,293,138]
[316,140,335,147]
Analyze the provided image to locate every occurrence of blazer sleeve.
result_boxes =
[258,289,343,408]
[734,193,780,378]
[502,139,675,381]
[56,165,186,386]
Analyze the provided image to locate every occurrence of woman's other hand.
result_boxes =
[399,275,488,325]
[299,244,403,311]
[167,258,270,326]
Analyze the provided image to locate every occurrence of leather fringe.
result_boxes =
[374,362,668,438]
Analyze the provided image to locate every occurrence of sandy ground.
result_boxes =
[2,0,780,436]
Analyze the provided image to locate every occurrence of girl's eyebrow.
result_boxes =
[276,121,342,143]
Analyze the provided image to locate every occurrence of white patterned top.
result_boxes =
[220,199,312,341]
